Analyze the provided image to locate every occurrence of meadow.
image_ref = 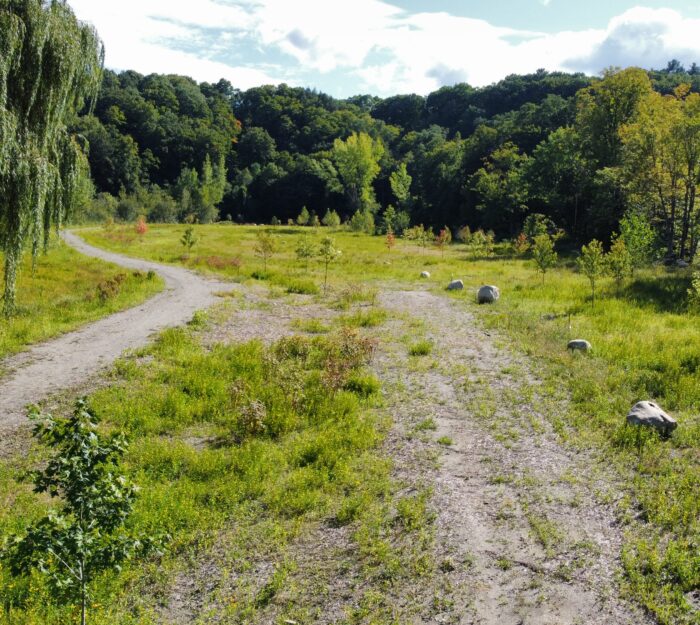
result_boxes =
[1,222,698,623]
[78,223,700,623]
[0,242,163,363]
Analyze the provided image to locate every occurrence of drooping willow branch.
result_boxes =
[0,0,103,315]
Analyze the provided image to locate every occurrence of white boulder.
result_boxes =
[477,285,500,304]
[567,339,592,352]
[421,271,431,279]
[447,279,464,291]
[627,401,677,434]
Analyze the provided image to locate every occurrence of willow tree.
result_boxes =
[0,0,103,315]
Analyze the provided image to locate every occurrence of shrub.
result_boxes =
[181,226,198,251]
[349,210,375,235]
[409,339,433,356]
[322,209,341,227]
[532,233,557,283]
[577,239,606,303]
[296,206,310,226]
[135,215,148,236]
[1,400,163,625]
[343,372,381,397]
[254,231,278,271]
[96,273,127,302]
[607,235,632,285]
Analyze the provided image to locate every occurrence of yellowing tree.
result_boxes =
[332,132,384,213]
[620,86,700,261]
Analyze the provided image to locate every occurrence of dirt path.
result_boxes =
[0,231,234,435]
[154,285,655,624]
[375,289,654,625]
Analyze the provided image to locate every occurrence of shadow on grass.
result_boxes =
[615,273,692,314]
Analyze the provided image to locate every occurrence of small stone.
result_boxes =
[567,339,591,352]
[447,279,464,291]
[477,285,500,304]
[421,271,431,278]
[676,259,690,268]
[627,400,677,434]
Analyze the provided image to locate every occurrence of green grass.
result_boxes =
[57,224,700,622]
[408,339,433,356]
[0,242,163,361]
[0,323,431,623]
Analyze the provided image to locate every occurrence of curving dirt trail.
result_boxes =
[0,231,234,434]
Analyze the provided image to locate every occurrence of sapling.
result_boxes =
[1,399,164,625]
[578,239,606,304]
[295,236,316,270]
[607,235,632,286]
[135,216,148,236]
[385,229,396,252]
[434,226,452,257]
[254,231,278,272]
[181,226,198,251]
[532,233,557,283]
[319,236,342,293]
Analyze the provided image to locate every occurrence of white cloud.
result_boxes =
[67,1,700,96]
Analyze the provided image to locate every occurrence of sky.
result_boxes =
[67,0,700,97]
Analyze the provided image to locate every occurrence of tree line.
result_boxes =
[73,61,700,264]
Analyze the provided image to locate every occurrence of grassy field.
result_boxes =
[0,241,163,362]
[77,223,700,623]
[0,315,441,623]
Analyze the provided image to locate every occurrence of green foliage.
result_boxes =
[180,226,198,251]
[577,239,606,303]
[309,212,320,228]
[332,132,384,213]
[321,209,341,227]
[349,210,375,235]
[0,0,104,314]
[389,163,412,210]
[408,340,433,356]
[687,271,700,311]
[1,400,162,624]
[296,206,310,226]
[465,229,495,259]
[295,235,316,270]
[532,234,557,282]
[254,230,278,271]
[319,236,342,292]
[607,235,632,285]
[522,213,557,243]
[619,211,656,273]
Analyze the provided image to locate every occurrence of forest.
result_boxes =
[74,62,700,262]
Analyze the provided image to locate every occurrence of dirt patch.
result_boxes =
[376,289,654,625]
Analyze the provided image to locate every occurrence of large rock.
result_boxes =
[477,285,500,304]
[421,271,431,279]
[447,279,464,291]
[567,339,591,352]
[627,401,677,435]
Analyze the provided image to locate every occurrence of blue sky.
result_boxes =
[68,1,700,97]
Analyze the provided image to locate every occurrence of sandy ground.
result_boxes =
[0,231,235,436]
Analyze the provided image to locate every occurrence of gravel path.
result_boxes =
[375,289,654,625]
[0,231,234,434]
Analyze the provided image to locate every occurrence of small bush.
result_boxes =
[286,279,320,295]
[344,372,381,397]
[408,340,433,356]
[96,273,127,302]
